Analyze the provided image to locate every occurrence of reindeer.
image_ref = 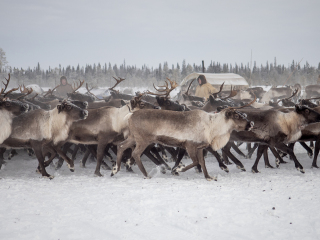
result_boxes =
[1,100,88,178]
[112,103,254,180]
[53,93,160,177]
[0,74,29,145]
[229,105,320,173]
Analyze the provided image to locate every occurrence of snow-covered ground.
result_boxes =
[1,144,320,240]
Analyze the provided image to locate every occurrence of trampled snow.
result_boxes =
[1,144,320,240]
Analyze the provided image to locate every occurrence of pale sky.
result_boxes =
[1,0,319,70]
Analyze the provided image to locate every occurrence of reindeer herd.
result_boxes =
[1,73,320,181]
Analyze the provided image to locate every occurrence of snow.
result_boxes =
[1,144,320,240]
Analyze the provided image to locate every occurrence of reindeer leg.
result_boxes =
[53,144,75,172]
[251,144,265,173]
[268,146,285,168]
[275,143,304,173]
[231,142,246,158]
[158,144,168,162]
[55,142,72,170]
[197,148,216,181]
[263,146,274,169]
[0,147,6,169]
[246,143,259,159]
[206,147,229,173]
[178,145,201,174]
[164,146,178,162]
[311,139,320,168]
[112,136,136,176]
[299,142,313,159]
[80,147,91,168]
[131,142,150,178]
[88,145,111,171]
[247,143,252,153]
[222,149,232,165]
[31,141,53,179]
[310,141,314,150]
[150,146,171,170]
[72,144,80,161]
[222,144,246,171]
[94,142,111,177]
[171,148,187,175]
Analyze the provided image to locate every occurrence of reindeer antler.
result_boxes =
[17,87,33,100]
[276,88,299,104]
[3,86,20,98]
[212,82,225,98]
[146,78,178,98]
[43,84,60,97]
[185,79,195,96]
[1,73,11,95]
[229,92,257,110]
[19,84,29,94]
[86,83,99,99]
[30,93,38,101]
[221,85,238,100]
[134,92,146,102]
[109,77,126,91]
[72,80,85,93]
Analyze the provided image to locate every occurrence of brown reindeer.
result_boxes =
[54,94,159,176]
[112,106,254,180]
[1,101,88,178]
[230,105,320,173]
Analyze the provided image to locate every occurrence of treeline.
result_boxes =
[0,58,320,89]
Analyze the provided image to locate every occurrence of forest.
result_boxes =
[0,47,319,89]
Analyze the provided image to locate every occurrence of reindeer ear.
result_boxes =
[120,100,126,106]
[57,104,63,113]
[209,95,215,104]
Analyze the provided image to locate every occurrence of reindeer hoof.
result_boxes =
[160,165,166,174]
[265,164,274,169]
[296,167,305,174]
[220,166,229,173]
[237,165,246,171]
[308,152,313,159]
[80,163,85,168]
[144,176,151,179]
[94,172,103,177]
[275,158,280,168]
[251,168,260,173]
[311,164,319,169]
[43,175,54,180]
[67,164,75,172]
[206,176,217,181]
[171,170,180,176]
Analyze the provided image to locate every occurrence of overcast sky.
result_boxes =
[1,0,319,70]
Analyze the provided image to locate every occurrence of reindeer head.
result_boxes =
[0,98,29,115]
[223,109,254,132]
[56,100,88,121]
[129,93,159,111]
[222,93,256,131]
[295,105,320,125]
